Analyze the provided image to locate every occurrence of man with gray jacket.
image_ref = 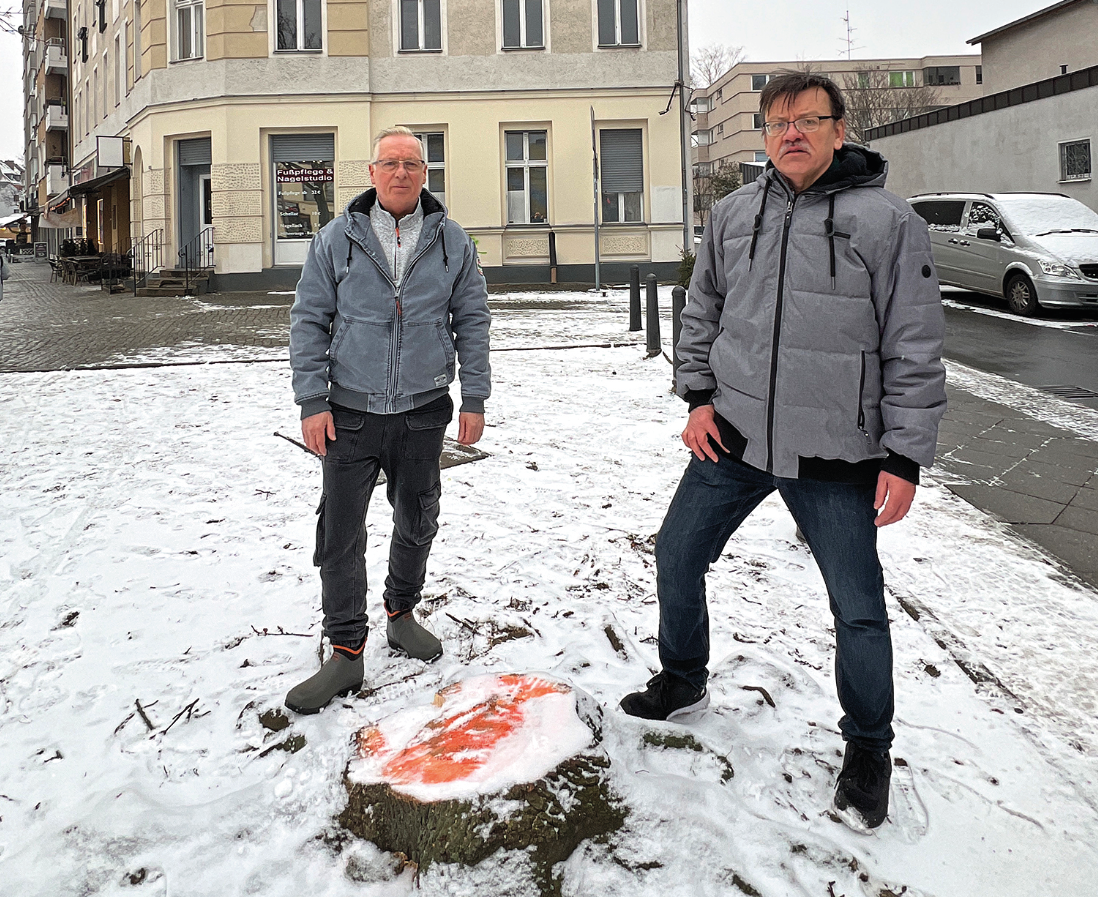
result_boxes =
[621,73,946,830]
[287,127,491,714]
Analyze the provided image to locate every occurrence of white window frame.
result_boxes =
[413,130,446,207]
[599,128,644,225]
[1059,138,1092,183]
[273,0,325,52]
[750,73,770,91]
[134,0,142,81]
[504,129,548,225]
[173,0,204,62]
[888,70,916,88]
[114,35,121,106]
[594,0,641,49]
[397,0,445,52]
[751,112,763,131]
[500,0,545,50]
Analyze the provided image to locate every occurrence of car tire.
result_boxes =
[1005,273,1038,316]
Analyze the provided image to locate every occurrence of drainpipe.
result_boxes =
[677,0,692,256]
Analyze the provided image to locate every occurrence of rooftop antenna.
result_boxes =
[839,8,864,59]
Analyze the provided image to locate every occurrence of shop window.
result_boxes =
[1060,139,1092,182]
[505,130,548,224]
[600,128,643,224]
[413,131,446,208]
[597,0,639,47]
[502,0,543,49]
[272,135,336,248]
[277,0,323,51]
[175,0,204,61]
[400,0,442,51]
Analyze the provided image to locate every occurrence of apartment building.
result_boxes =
[692,55,984,176]
[27,0,689,286]
[19,0,73,249]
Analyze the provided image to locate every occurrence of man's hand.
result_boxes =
[457,412,484,446]
[682,404,727,462]
[302,411,335,457]
[874,471,916,526]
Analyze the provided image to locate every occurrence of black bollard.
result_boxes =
[628,265,641,331]
[645,274,661,357]
[671,285,686,387]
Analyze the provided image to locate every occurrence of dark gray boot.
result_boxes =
[285,652,364,714]
[386,612,443,662]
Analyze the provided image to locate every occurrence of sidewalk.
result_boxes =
[2,257,1096,588]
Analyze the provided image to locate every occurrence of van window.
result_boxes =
[911,200,965,230]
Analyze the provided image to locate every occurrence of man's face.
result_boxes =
[763,88,846,193]
[370,135,427,217]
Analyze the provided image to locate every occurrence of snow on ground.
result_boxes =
[2,290,1098,896]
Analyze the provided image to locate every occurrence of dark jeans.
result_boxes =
[656,453,894,750]
[313,396,452,647]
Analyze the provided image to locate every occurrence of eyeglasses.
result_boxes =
[372,159,426,173]
[762,116,839,137]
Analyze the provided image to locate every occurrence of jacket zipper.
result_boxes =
[345,218,446,413]
[857,350,870,443]
[764,188,796,474]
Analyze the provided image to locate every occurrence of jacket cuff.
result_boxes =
[882,450,920,485]
[460,397,486,415]
[684,389,715,411]
[299,397,332,420]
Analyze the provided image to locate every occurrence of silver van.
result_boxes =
[908,192,1098,315]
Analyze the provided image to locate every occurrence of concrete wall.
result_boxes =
[980,2,1098,93]
[868,84,1097,212]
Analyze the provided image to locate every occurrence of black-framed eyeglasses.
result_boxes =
[762,116,839,137]
[372,159,426,173]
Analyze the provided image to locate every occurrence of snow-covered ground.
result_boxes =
[2,289,1098,896]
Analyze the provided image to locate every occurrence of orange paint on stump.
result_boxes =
[355,674,570,786]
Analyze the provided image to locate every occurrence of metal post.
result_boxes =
[590,106,601,291]
[676,0,692,257]
[645,274,661,357]
[629,265,641,331]
[672,285,686,388]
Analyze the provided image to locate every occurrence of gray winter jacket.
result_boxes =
[680,146,946,480]
[290,189,491,419]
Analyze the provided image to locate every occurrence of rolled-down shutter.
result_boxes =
[271,134,335,163]
[177,137,211,167]
[600,129,643,193]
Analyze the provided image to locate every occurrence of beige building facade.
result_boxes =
[692,56,984,174]
[46,0,689,286]
[969,0,1098,93]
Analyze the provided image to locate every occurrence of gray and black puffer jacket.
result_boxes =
[290,188,491,419]
[679,145,946,482]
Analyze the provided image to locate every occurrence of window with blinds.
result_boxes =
[600,129,642,223]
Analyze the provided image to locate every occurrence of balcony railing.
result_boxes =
[45,104,69,131]
[47,163,68,196]
[45,41,67,76]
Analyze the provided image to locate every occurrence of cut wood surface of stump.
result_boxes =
[338,672,627,896]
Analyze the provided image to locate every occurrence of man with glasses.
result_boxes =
[287,126,491,714]
[621,73,945,831]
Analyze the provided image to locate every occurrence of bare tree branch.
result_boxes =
[690,43,745,89]
[840,66,942,144]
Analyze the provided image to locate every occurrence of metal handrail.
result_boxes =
[177,226,214,295]
[132,228,163,296]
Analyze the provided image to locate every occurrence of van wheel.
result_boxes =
[1005,273,1038,316]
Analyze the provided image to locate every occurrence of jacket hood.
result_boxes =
[344,188,447,219]
[763,143,888,194]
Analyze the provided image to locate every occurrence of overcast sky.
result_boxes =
[0,0,1048,162]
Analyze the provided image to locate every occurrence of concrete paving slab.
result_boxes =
[995,469,1083,506]
[949,483,1065,525]
[1069,486,1098,512]
[1018,458,1094,488]
[1012,524,1098,586]
[1053,506,1098,538]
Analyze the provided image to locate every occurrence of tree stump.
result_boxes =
[337,673,627,896]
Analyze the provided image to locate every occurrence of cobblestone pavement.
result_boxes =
[2,257,1096,589]
[0,259,290,372]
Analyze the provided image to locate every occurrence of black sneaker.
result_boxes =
[833,742,891,830]
[620,671,709,721]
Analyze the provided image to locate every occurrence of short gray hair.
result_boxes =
[372,126,425,161]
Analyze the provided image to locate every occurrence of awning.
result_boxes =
[42,190,82,229]
[69,166,130,196]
